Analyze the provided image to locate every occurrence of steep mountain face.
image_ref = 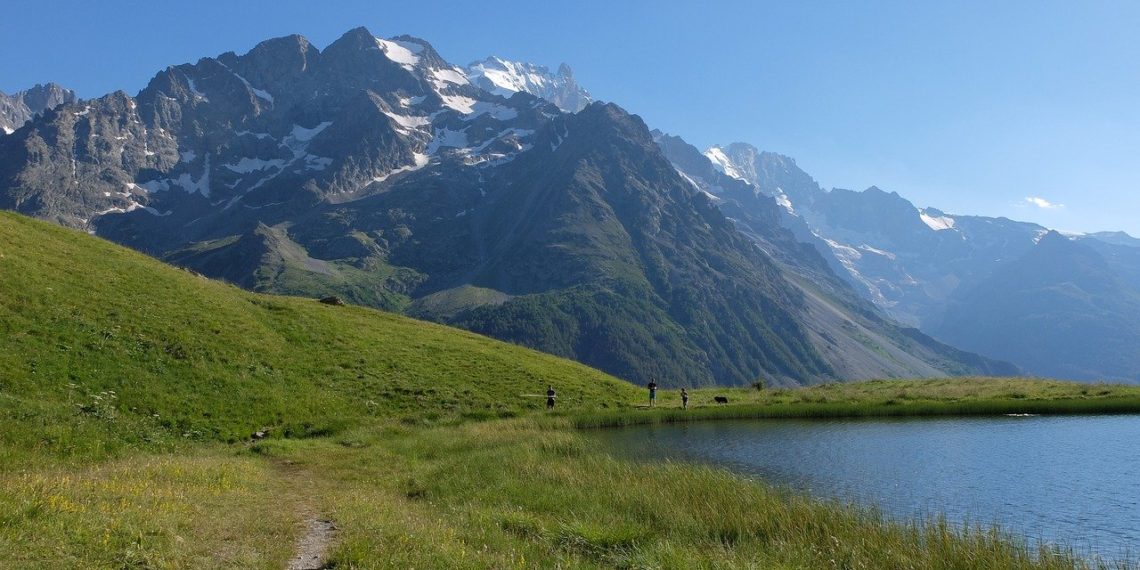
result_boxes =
[934,232,1140,381]
[700,142,1048,328]
[0,27,1010,387]
[654,132,844,286]
[466,57,591,112]
[0,83,76,134]
[1079,234,1140,292]
[655,132,1018,380]
[697,140,1140,382]
[1,29,548,230]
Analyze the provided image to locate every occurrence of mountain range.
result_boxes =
[0,27,1040,386]
[683,141,1140,381]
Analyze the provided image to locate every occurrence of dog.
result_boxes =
[714,396,729,404]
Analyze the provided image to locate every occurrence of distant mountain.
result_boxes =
[0,83,76,134]
[655,132,1019,380]
[0,27,1011,387]
[933,232,1140,381]
[1086,231,1140,249]
[697,140,1140,382]
[697,142,1048,328]
[465,57,591,112]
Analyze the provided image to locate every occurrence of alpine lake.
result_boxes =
[592,414,1140,563]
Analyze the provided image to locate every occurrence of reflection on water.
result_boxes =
[592,415,1140,561]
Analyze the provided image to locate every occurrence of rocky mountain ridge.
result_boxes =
[0,27,1014,386]
[0,83,76,134]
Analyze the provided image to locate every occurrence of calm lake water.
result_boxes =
[592,415,1140,561]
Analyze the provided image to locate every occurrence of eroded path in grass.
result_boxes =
[275,459,338,570]
[287,516,337,570]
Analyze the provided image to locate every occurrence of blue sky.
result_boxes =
[3,1,1138,233]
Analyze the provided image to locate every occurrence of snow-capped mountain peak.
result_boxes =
[465,56,592,112]
[704,146,745,181]
[375,38,423,71]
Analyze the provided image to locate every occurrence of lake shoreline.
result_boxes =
[590,414,1140,565]
[571,396,1140,428]
[570,378,1140,428]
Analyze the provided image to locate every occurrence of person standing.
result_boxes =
[647,379,658,407]
[680,388,689,410]
[546,385,557,411]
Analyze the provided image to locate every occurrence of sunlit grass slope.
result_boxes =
[0,211,639,462]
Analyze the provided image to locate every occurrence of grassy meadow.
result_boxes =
[1,211,1136,569]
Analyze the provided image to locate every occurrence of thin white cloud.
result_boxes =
[1024,196,1063,209]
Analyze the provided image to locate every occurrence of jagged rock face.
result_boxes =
[0,92,161,227]
[0,27,1012,387]
[1,27,553,233]
[0,83,77,134]
[652,131,838,281]
[466,57,592,112]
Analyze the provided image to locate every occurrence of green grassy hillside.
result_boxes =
[0,211,1128,568]
[0,211,639,462]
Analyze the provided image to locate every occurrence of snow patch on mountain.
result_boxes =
[400,95,426,107]
[439,94,476,114]
[142,154,212,196]
[185,77,208,103]
[773,191,794,213]
[431,68,469,86]
[467,57,553,97]
[216,60,275,104]
[704,147,745,181]
[289,122,331,143]
[426,128,470,154]
[858,244,896,259]
[224,158,287,174]
[372,153,430,183]
[676,170,703,192]
[919,209,956,231]
[280,122,331,163]
[465,57,592,112]
[376,38,421,71]
[383,111,431,133]
[96,198,169,218]
[233,71,274,103]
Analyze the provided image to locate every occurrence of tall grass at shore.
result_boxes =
[252,418,1115,569]
[573,378,1140,428]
